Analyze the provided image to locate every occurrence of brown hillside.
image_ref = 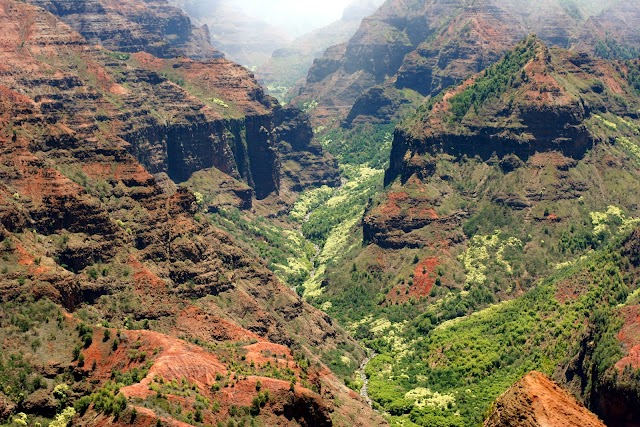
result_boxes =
[484,371,606,427]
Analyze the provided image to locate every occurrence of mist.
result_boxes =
[233,0,357,37]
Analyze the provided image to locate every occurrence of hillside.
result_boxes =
[0,0,384,426]
[21,0,341,206]
[291,0,640,125]
[484,372,606,427]
[299,37,640,426]
[5,0,640,426]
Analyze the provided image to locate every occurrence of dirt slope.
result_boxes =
[484,371,606,427]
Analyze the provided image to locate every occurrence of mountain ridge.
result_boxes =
[292,0,640,126]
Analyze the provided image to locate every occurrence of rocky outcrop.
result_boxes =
[623,228,640,267]
[484,371,606,427]
[19,0,340,202]
[275,108,341,193]
[363,193,466,249]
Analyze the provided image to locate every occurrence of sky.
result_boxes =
[233,0,356,36]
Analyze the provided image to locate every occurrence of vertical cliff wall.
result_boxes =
[27,0,222,59]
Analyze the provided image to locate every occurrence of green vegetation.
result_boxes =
[139,377,210,424]
[458,232,523,289]
[186,338,314,389]
[310,112,640,409]
[83,382,128,417]
[302,99,318,113]
[0,299,62,404]
[49,407,76,427]
[589,113,640,165]
[364,240,631,426]
[196,119,396,386]
[448,36,538,121]
[208,208,317,289]
[301,165,383,247]
[626,61,640,96]
[318,123,395,169]
[595,37,640,60]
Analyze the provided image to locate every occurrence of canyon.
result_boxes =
[3,0,640,426]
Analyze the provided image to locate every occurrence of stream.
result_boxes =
[358,349,377,407]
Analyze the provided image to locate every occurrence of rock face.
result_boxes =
[484,371,606,427]
[0,1,376,426]
[8,0,339,205]
[292,0,638,124]
[27,0,221,59]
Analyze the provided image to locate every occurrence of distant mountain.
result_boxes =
[256,0,385,102]
[575,0,640,59]
[170,0,291,67]
[291,0,639,125]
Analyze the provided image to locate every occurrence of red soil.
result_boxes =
[81,162,153,185]
[15,242,34,266]
[13,160,83,203]
[116,330,227,399]
[485,371,606,427]
[616,305,640,370]
[412,257,439,296]
[128,255,168,291]
[174,306,261,343]
[244,341,296,370]
[546,214,560,222]
[555,276,591,304]
[379,191,408,216]
[385,257,440,305]
[408,207,438,219]
[74,317,336,427]
[528,151,576,169]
